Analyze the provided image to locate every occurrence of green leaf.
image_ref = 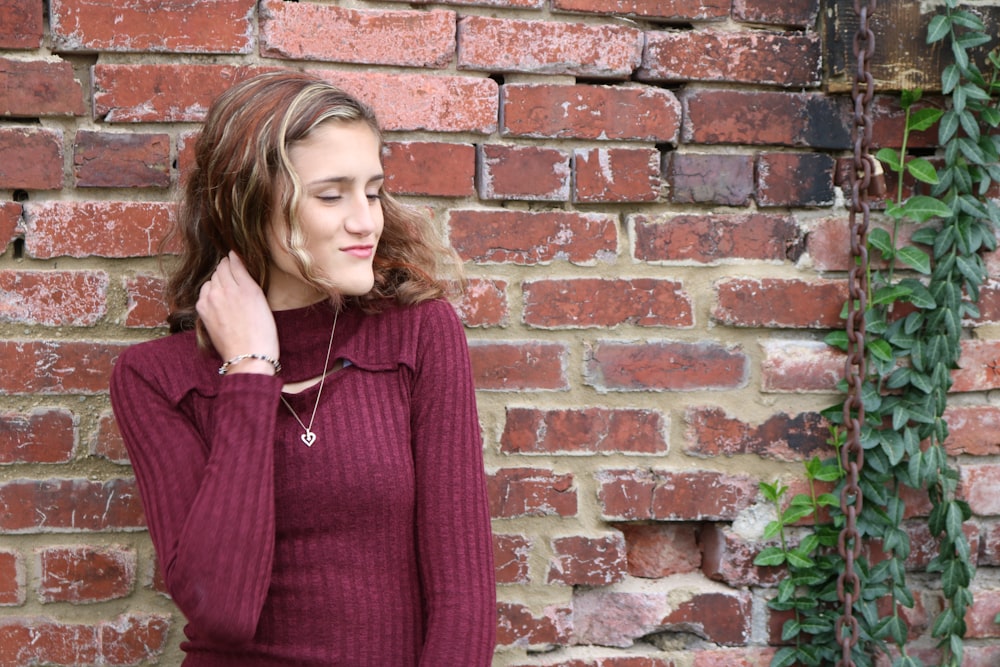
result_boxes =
[875,147,902,172]
[762,520,782,541]
[785,549,814,568]
[868,227,895,259]
[868,338,894,363]
[771,647,798,667]
[824,329,849,351]
[939,109,959,143]
[781,504,814,524]
[754,546,785,566]
[926,14,951,43]
[941,64,960,94]
[873,284,912,305]
[950,8,985,30]
[909,107,944,132]
[897,246,932,274]
[906,157,939,185]
[900,195,952,222]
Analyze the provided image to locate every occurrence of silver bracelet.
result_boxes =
[218,353,282,376]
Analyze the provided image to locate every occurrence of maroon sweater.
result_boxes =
[110,298,496,666]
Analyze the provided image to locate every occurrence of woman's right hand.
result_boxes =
[196,251,280,375]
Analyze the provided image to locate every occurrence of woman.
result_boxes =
[110,71,496,665]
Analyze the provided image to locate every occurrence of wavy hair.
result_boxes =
[165,70,461,334]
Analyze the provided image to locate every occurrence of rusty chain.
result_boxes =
[837,1,877,666]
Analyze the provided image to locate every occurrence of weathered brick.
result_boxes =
[979,520,1000,567]
[37,545,136,603]
[502,84,680,142]
[756,152,836,207]
[0,479,144,533]
[383,142,474,197]
[73,131,170,188]
[965,588,1000,638]
[488,468,577,518]
[760,340,843,393]
[714,278,846,328]
[0,549,24,605]
[458,16,641,78]
[684,407,830,461]
[496,601,572,647]
[0,409,76,464]
[100,614,172,665]
[449,210,617,265]
[632,213,802,264]
[0,0,43,48]
[23,201,176,259]
[701,524,783,587]
[124,273,168,328]
[50,0,254,53]
[523,278,692,328]
[0,57,85,116]
[92,412,129,464]
[952,340,1000,393]
[501,407,668,455]
[548,534,627,586]
[691,648,777,667]
[478,144,571,201]
[585,340,748,392]
[733,0,819,27]
[0,127,63,190]
[0,617,98,665]
[552,0,728,20]
[261,0,454,67]
[942,406,1000,456]
[454,278,508,328]
[963,645,1000,667]
[975,281,1000,325]
[960,464,1000,516]
[494,534,532,584]
[617,523,700,578]
[640,30,821,87]
[0,270,108,326]
[597,469,758,521]
[469,341,568,391]
[870,94,944,150]
[387,0,542,7]
[574,147,661,203]
[0,201,21,253]
[0,340,128,395]
[805,217,921,272]
[667,153,753,205]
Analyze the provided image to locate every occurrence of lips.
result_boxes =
[341,245,374,258]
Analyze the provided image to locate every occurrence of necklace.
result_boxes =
[279,308,339,447]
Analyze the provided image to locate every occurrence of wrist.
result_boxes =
[218,353,281,376]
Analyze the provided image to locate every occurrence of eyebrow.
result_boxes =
[306,174,385,187]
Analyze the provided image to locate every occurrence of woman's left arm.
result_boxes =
[410,301,496,666]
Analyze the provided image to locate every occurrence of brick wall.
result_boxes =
[1,0,999,665]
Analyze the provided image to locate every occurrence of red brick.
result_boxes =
[0,478,144,532]
[454,278,508,328]
[574,147,661,203]
[965,588,1000,638]
[501,407,668,455]
[0,0,43,48]
[0,201,21,252]
[0,58,85,116]
[733,0,819,27]
[100,614,171,665]
[964,645,1000,667]
[552,0,728,20]
[261,1,454,67]
[976,282,1000,324]
[805,217,921,272]
[24,201,176,259]
[640,30,821,87]
[73,131,170,188]
[0,549,24,605]
[449,210,617,265]
[478,144,571,201]
[38,545,136,603]
[523,278,691,328]
[668,153,754,205]
[382,141,474,197]
[487,468,577,518]
[756,152,836,207]
[0,618,99,665]
[388,0,542,7]
[469,341,568,391]
[617,523,700,578]
[548,534,627,585]
[961,464,1000,515]
[0,127,63,190]
[0,408,76,464]
[123,273,168,328]
[93,412,130,464]
[585,340,748,392]
[700,524,783,587]
[662,590,752,646]
[0,270,108,326]
[502,84,680,142]
[760,339,843,393]
[494,534,532,584]
[633,213,802,264]
[942,406,1000,456]
[458,16,641,78]
[0,340,128,395]
[691,648,777,667]
[685,407,829,461]
[714,277,845,328]
[980,520,1000,566]
[952,340,1000,393]
[50,0,254,53]
[496,601,572,647]
[317,70,498,134]
[870,94,944,150]
[597,469,757,521]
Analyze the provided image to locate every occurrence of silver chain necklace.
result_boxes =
[279,308,339,447]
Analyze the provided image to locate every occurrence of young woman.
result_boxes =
[110,71,496,666]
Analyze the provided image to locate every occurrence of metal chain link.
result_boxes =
[837,1,877,666]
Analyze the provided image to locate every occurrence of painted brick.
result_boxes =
[73,131,170,188]
[469,341,568,391]
[124,273,168,328]
[487,468,577,518]
[261,1,454,67]
[960,464,1000,516]
[457,16,642,78]
[574,147,661,203]
[501,407,668,455]
[0,127,63,190]
[0,408,76,464]
[502,84,680,142]
[23,201,176,259]
[617,523,700,578]
[684,407,830,461]
[494,534,532,584]
[700,524,783,587]
[1,201,21,253]
[632,213,803,264]
[597,469,758,521]
[449,210,617,265]
[552,0,728,20]
[548,534,627,585]
[0,270,108,326]
[523,278,692,328]
[714,278,846,328]
[0,57,85,116]
[93,412,129,464]
[733,0,819,27]
[584,340,748,392]
[0,549,24,605]
[640,30,821,86]
[496,601,572,647]
[50,0,254,53]
[760,340,843,393]
[0,340,128,395]
[943,405,1000,456]
[38,545,136,603]
[667,153,753,205]
[478,144,571,201]
[682,90,850,149]
[454,278,508,328]
[0,0,43,48]
[756,152,836,207]
[383,142,474,197]
[0,479,144,532]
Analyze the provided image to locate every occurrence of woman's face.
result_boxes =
[266,121,385,310]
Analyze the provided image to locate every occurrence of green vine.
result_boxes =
[756,3,1000,666]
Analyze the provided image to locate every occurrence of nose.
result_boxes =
[344,189,378,236]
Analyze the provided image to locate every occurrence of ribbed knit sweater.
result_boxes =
[110,298,496,666]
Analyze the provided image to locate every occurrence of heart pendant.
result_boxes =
[300,431,317,447]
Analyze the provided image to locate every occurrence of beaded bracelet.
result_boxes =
[218,353,282,376]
